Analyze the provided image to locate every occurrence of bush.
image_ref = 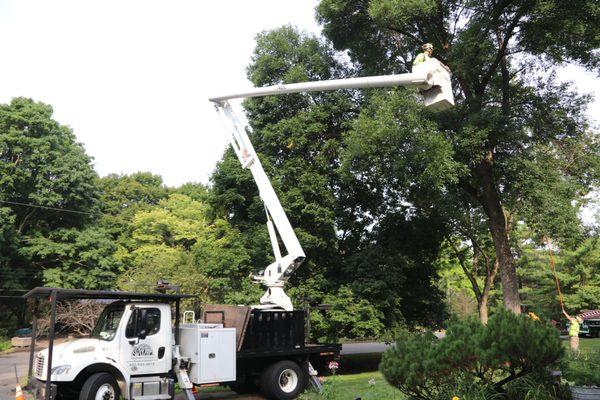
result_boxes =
[0,338,11,353]
[563,349,600,387]
[380,310,564,399]
[309,286,384,343]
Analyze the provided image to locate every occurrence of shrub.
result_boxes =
[380,310,564,399]
[309,286,384,343]
[563,349,600,387]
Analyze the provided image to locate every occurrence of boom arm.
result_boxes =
[210,64,453,311]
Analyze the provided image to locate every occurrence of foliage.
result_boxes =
[317,0,600,312]
[310,286,384,343]
[192,219,258,304]
[210,25,446,339]
[0,338,11,353]
[0,97,110,290]
[518,232,600,321]
[98,172,168,240]
[380,310,564,399]
[118,193,255,308]
[504,373,570,400]
[21,227,122,289]
[562,349,600,387]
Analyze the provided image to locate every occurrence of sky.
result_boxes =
[0,0,598,193]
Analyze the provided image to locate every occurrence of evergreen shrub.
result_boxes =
[380,310,564,399]
[563,349,600,387]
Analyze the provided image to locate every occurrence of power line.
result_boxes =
[0,200,95,215]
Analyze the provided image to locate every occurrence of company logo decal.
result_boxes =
[131,343,154,357]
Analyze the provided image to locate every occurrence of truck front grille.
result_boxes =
[35,354,44,377]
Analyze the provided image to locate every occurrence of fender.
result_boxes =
[73,362,130,398]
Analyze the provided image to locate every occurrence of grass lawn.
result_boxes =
[300,371,405,400]
[569,337,600,353]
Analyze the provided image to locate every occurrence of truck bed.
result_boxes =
[202,305,341,360]
[237,343,341,359]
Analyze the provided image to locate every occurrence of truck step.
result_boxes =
[132,395,172,400]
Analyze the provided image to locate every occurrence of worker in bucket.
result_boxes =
[413,43,451,73]
[563,309,583,353]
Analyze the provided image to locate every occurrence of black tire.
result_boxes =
[78,372,120,400]
[260,360,306,400]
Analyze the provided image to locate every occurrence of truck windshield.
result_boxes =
[91,305,125,341]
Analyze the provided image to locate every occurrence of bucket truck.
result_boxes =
[27,61,453,400]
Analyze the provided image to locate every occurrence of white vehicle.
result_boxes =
[27,288,339,400]
[27,65,453,400]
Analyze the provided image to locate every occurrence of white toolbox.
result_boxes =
[179,324,236,384]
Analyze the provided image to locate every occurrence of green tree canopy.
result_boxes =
[317,0,600,312]
[0,98,109,289]
[210,26,447,337]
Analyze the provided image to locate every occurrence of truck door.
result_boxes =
[120,305,171,375]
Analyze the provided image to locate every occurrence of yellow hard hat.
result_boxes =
[422,43,434,51]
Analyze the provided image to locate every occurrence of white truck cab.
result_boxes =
[34,302,176,400]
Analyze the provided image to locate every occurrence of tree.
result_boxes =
[21,227,121,290]
[210,26,447,336]
[317,0,600,312]
[517,231,600,321]
[444,207,500,323]
[98,172,168,241]
[119,193,255,307]
[0,97,105,289]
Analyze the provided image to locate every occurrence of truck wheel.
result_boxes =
[261,360,306,400]
[79,373,120,400]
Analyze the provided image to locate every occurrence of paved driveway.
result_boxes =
[0,350,31,398]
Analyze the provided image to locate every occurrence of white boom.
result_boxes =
[210,60,453,311]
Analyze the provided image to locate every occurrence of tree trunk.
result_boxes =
[478,297,489,324]
[479,259,499,324]
[477,153,521,314]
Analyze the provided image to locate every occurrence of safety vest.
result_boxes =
[569,320,580,337]
[413,52,430,66]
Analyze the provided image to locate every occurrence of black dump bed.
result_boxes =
[202,305,341,358]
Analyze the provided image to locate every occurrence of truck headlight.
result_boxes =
[51,365,71,375]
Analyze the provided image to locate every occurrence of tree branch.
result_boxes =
[479,8,524,94]
[449,238,482,298]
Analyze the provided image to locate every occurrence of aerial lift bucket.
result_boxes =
[413,59,454,112]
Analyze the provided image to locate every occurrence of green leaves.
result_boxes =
[368,0,439,30]
[381,310,564,399]
[22,227,121,290]
[342,89,464,211]
[0,98,102,289]
[310,286,385,343]
[520,0,600,71]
